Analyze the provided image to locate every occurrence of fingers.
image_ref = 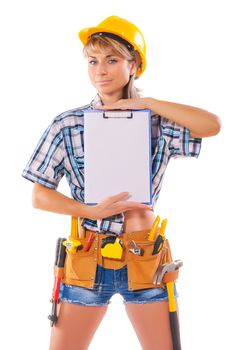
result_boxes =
[99,192,129,203]
[94,105,111,110]
[110,192,131,202]
[108,192,151,210]
[94,104,117,110]
[94,98,146,111]
[93,192,152,220]
[94,99,129,111]
[105,192,151,208]
[120,200,151,211]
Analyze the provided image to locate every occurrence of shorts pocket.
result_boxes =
[62,237,98,288]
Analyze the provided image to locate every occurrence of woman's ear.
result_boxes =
[130,62,137,76]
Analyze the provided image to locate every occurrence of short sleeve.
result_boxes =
[160,117,202,158]
[22,119,65,189]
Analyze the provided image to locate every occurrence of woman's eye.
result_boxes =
[89,60,97,65]
[108,58,118,64]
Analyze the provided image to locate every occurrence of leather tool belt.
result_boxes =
[62,228,173,291]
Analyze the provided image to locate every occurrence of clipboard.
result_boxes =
[84,109,152,205]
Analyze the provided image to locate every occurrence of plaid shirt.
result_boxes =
[22,95,201,235]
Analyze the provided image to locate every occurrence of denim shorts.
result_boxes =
[60,265,177,306]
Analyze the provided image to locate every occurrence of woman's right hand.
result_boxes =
[87,192,152,220]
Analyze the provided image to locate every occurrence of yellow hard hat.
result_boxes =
[78,16,146,78]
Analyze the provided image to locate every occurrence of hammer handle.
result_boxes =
[57,238,67,268]
[54,238,62,266]
[167,281,182,350]
[169,311,182,350]
[167,281,176,312]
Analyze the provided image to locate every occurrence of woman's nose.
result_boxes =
[96,62,107,75]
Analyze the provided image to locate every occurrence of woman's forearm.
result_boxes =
[32,183,91,217]
[95,97,221,138]
[145,98,221,138]
[32,183,151,220]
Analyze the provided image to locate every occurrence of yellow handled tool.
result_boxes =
[71,216,78,238]
[148,215,160,241]
[152,218,168,255]
[63,216,82,253]
[155,260,183,350]
[160,218,167,237]
[167,281,177,312]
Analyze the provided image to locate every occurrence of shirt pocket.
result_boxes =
[69,127,85,170]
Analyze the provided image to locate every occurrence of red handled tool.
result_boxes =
[83,232,94,252]
[48,237,66,327]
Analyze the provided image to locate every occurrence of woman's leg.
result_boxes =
[49,302,108,350]
[125,301,174,350]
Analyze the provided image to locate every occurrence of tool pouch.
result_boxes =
[127,238,172,290]
[62,235,98,289]
[61,229,173,291]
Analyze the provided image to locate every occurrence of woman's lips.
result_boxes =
[96,80,112,85]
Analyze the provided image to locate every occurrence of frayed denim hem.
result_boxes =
[123,296,169,305]
[60,298,110,307]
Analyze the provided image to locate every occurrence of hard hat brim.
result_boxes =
[79,27,130,46]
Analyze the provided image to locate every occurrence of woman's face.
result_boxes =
[87,48,135,101]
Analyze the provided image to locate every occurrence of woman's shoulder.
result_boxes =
[55,103,91,121]
[50,103,92,130]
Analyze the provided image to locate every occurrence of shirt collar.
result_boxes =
[90,94,103,108]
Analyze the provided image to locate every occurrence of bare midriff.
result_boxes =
[123,209,156,233]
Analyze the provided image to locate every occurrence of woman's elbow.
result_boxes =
[200,114,222,138]
[32,183,49,209]
[32,185,41,208]
[211,115,222,136]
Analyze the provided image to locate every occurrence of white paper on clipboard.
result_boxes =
[84,109,152,204]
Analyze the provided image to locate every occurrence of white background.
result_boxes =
[0,0,232,349]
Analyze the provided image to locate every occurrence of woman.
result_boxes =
[22,16,221,350]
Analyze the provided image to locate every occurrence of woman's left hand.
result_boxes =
[94,96,221,138]
[94,98,149,110]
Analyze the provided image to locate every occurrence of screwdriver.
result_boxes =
[83,232,94,252]
[152,218,167,255]
[148,215,160,241]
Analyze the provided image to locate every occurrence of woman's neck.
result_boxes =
[98,91,123,105]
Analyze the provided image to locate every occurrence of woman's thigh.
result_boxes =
[49,302,108,350]
[125,301,174,350]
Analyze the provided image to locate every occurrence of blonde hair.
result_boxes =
[83,34,141,99]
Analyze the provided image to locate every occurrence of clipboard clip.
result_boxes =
[103,111,133,119]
